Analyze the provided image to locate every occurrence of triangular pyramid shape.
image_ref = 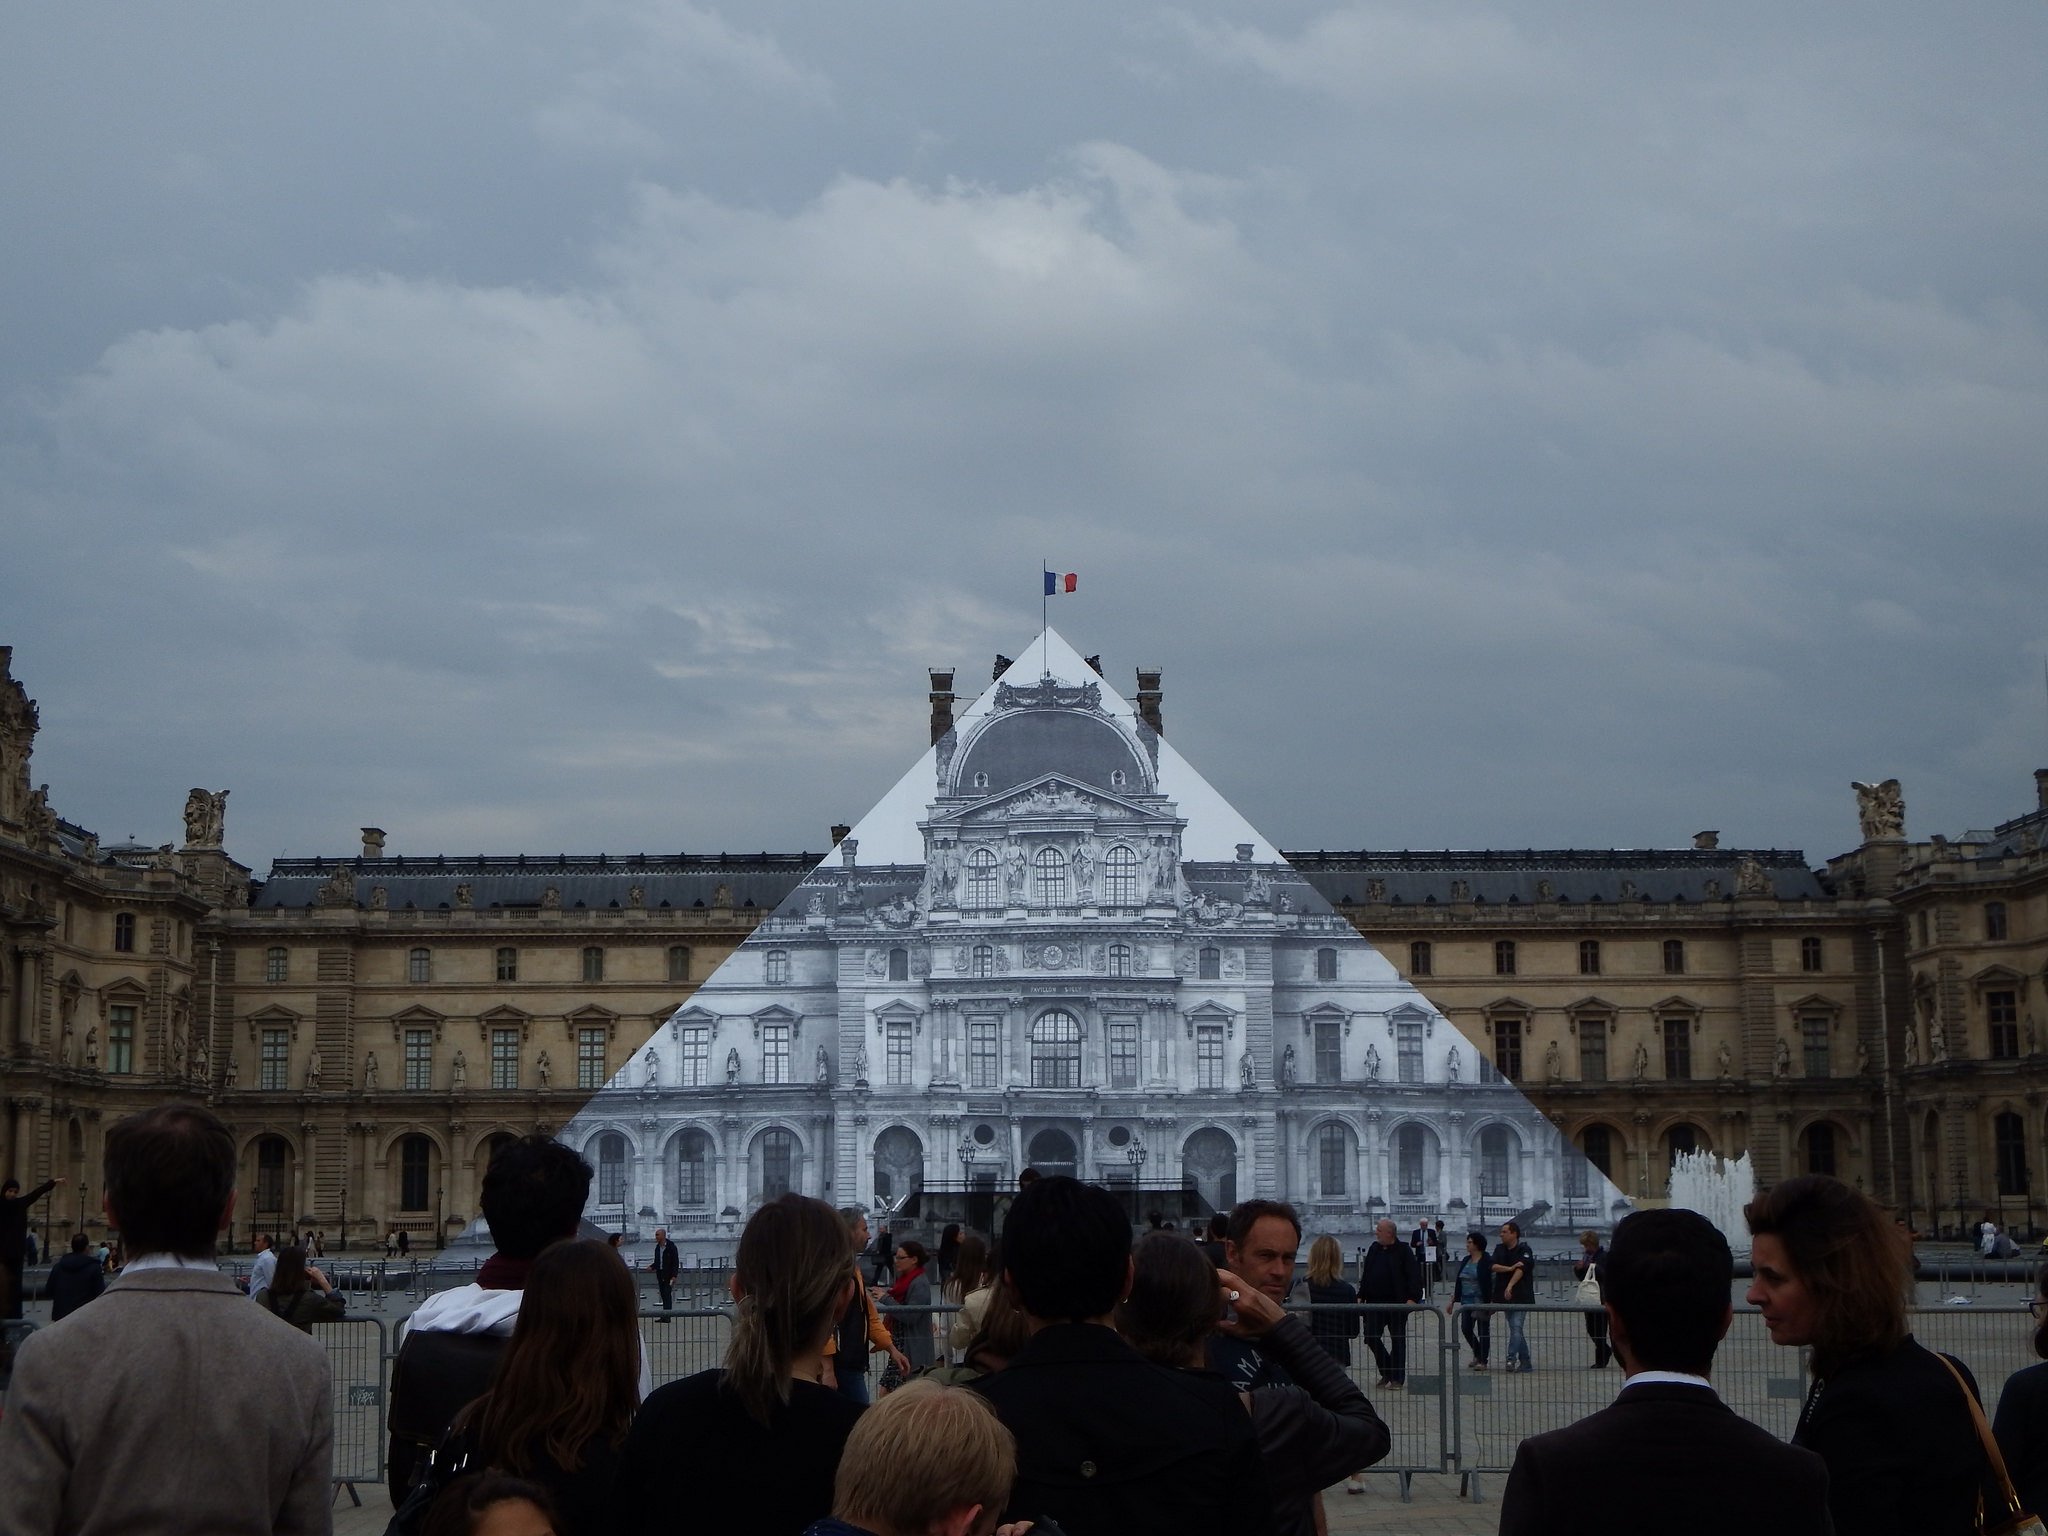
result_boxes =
[562,630,1624,1240]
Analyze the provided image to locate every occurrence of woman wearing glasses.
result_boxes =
[1993,1264,2048,1521]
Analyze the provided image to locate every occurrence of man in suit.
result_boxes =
[1499,1208,1834,1536]
[0,1104,332,1536]
[648,1225,680,1315]
[972,1176,1272,1536]
[1359,1218,1424,1386]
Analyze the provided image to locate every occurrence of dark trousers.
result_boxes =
[1364,1309,1410,1382]
[2,1259,22,1321]
[835,1357,870,1404]
[656,1274,674,1310]
[1460,1307,1491,1363]
[1584,1305,1610,1364]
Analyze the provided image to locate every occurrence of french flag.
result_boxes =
[1043,571,1078,595]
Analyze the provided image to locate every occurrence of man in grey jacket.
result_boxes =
[0,1104,333,1536]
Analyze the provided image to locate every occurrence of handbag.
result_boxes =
[383,1423,478,1536]
[1934,1352,2048,1536]
[1573,1265,1601,1306]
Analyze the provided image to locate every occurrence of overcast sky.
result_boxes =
[5,3,2045,873]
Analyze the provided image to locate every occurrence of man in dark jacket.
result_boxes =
[1500,1210,1833,1535]
[1357,1218,1423,1386]
[45,1232,106,1320]
[648,1225,680,1314]
[1,1175,62,1320]
[973,1176,1273,1536]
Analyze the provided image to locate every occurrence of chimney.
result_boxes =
[830,823,851,846]
[992,654,1012,681]
[1135,669,1163,735]
[2036,769,2048,811]
[1235,843,1254,863]
[1694,830,1720,850]
[361,827,386,859]
[1084,654,1103,676]
[840,838,859,869]
[928,670,956,746]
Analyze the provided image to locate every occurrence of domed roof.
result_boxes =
[953,708,1150,797]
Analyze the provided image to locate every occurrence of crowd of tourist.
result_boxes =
[7,1109,2048,1536]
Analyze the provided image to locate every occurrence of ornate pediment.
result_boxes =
[993,677,1103,714]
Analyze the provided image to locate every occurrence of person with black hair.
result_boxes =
[969,1176,1272,1536]
[1209,1199,1302,1392]
[1499,1209,1832,1536]
[43,1232,105,1320]
[1993,1260,2048,1521]
[0,1174,61,1320]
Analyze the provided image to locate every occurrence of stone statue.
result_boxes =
[1447,1044,1461,1082]
[2027,1016,2039,1056]
[628,884,645,909]
[368,884,388,910]
[1072,844,1095,898]
[1279,1044,1296,1085]
[1930,1016,1949,1064]
[1276,893,1294,914]
[852,1043,869,1084]
[305,1048,323,1091]
[1904,1027,1919,1068]
[22,784,57,846]
[816,1045,831,1084]
[1365,1043,1382,1081]
[643,1048,659,1088]
[1773,1038,1790,1078]
[194,1034,209,1081]
[181,787,228,848]
[1856,1040,1871,1075]
[712,883,733,909]
[1735,856,1771,898]
[726,1047,741,1085]
[169,1015,187,1076]
[541,885,561,911]
[1544,1039,1561,1081]
[364,1051,379,1090]
[1852,779,1905,840]
[1244,869,1270,906]
[450,1048,467,1089]
[1239,1050,1255,1088]
[1364,878,1386,903]
[59,1018,74,1068]
[454,883,474,909]
[535,1049,552,1087]
[81,1023,99,1070]
[316,869,354,907]
[807,894,826,917]
[1005,847,1028,901]
[1716,1041,1732,1079]
[1631,1040,1650,1081]
[223,1050,238,1087]
[1536,878,1555,900]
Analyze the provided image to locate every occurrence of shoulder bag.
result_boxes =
[1573,1264,1601,1305]
[1934,1352,2047,1536]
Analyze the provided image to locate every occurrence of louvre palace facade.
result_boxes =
[3,641,2045,1249]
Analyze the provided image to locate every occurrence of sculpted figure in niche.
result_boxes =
[1904,1027,1919,1068]
[1631,1041,1650,1081]
[1072,843,1094,900]
[1365,1043,1382,1081]
[1447,1044,1461,1082]
[1365,878,1386,904]
[726,1047,741,1084]
[222,1050,237,1087]
[712,884,733,910]
[1852,778,1905,841]
[369,885,388,910]
[1773,1038,1791,1078]
[628,885,645,910]
[535,1048,552,1087]
[1005,847,1028,901]
[851,1043,869,1084]
[305,1048,324,1091]
[1856,1041,1871,1075]
[60,1019,74,1068]
[1716,1041,1732,1079]
[1279,1044,1296,1086]
[816,1045,831,1084]
[84,1025,100,1071]
[451,1048,467,1089]
[644,1049,659,1088]
[1239,1050,1255,1088]
[454,883,474,909]
[1929,1017,1949,1064]
[541,886,561,911]
[364,1051,379,1090]
[194,1035,209,1081]
[1544,1039,1561,1082]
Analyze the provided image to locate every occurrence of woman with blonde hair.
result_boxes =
[615,1194,865,1535]
[1304,1235,1367,1495]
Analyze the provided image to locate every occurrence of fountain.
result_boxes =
[1666,1149,1755,1257]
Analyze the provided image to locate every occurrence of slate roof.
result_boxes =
[252,852,821,912]
[1279,847,1828,906]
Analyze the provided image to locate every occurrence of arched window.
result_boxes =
[1031,1011,1082,1088]
[765,949,790,986]
[596,1132,627,1206]
[1662,939,1686,975]
[254,1135,289,1218]
[758,1128,797,1201]
[888,948,909,982]
[1664,1123,1704,1171]
[265,947,288,983]
[1803,1121,1839,1178]
[1103,846,1139,905]
[1026,1128,1078,1181]
[1996,1112,2028,1196]
[966,848,999,908]
[1107,943,1131,978]
[408,947,432,984]
[873,1127,925,1204]
[972,944,995,977]
[674,1129,712,1208]
[1316,1123,1350,1198]
[1408,940,1431,976]
[399,1135,432,1212]
[1033,846,1068,905]
[1316,948,1338,982]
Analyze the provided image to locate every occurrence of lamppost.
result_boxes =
[1126,1135,1148,1223]
[435,1185,445,1251]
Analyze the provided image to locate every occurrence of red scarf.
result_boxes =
[888,1264,925,1305]
[477,1254,534,1290]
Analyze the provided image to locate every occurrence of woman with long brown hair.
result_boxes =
[1747,1174,1991,1536]
[251,1245,345,1333]
[614,1193,863,1535]
[456,1238,639,1536]
[945,1234,994,1359]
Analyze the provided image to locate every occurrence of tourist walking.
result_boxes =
[1748,1173,1993,1535]
[828,1208,908,1405]
[1573,1229,1610,1368]
[1447,1231,1492,1369]
[882,1239,935,1373]
[614,1193,865,1536]
[1358,1218,1422,1386]
[1491,1221,1535,1372]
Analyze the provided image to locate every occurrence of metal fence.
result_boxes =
[315,1316,391,1497]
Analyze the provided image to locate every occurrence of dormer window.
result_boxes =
[1110,769,1127,788]
[973,771,989,789]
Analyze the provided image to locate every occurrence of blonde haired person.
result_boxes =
[1304,1234,1367,1495]
[804,1380,1031,1536]
[614,1194,865,1536]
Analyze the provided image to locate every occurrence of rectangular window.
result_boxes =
[1564,1147,1590,1199]
[1997,1115,2029,1197]
[762,1024,791,1085]
[1491,1019,1523,1082]
[1494,939,1516,976]
[676,1144,707,1207]
[667,946,691,982]
[1396,1017,1424,1084]
[969,1018,999,1089]
[265,947,289,984]
[107,1006,135,1074]
[582,947,605,982]
[1318,1127,1348,1197]
[885,1022,912,1086]
[1198,947,1220,981]
[1196,1025,1224,1090]
[680,1026,709,1086]
[1662,939,1685,975]
[765,950,790,985]
[1801,1015,1831,1079]
[496,947,518,982]
[1314,1019,1342,1083]
[113,912,136,953]
[1578,1023,1607,1083]
[1987,902,2010,941]
[1107,944,1131,978]
[1663,1019,1692,1081]
[972,945,995,978]
[404,1027,434,1090]
[491,1027,519,1090]
[1479,1137,1508,1199]
[1989,990,2020,1060]
[1409,940,1431,976]
[1316,948,1338,981]
[260,1027,290,1091]
[576,1027,606,1090]
[1108,1018,1139,1088]
[408,948,432,984]
[1801,936,1824,973]
[598,1143,626,1206]
[1578,939,1600,976]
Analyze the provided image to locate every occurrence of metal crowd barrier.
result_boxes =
[315,1315,391,1503]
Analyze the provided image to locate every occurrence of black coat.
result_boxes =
[0,1181,56,1265]
[1357,1241,1422,1305]
[44,1251,106,1319]
[973,1323,1274,1536]
[1304,1278,1360,1364]
[1502,1382,1834,1536]
[1994,1359,2048,1522]
[649,1239,680,1280]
